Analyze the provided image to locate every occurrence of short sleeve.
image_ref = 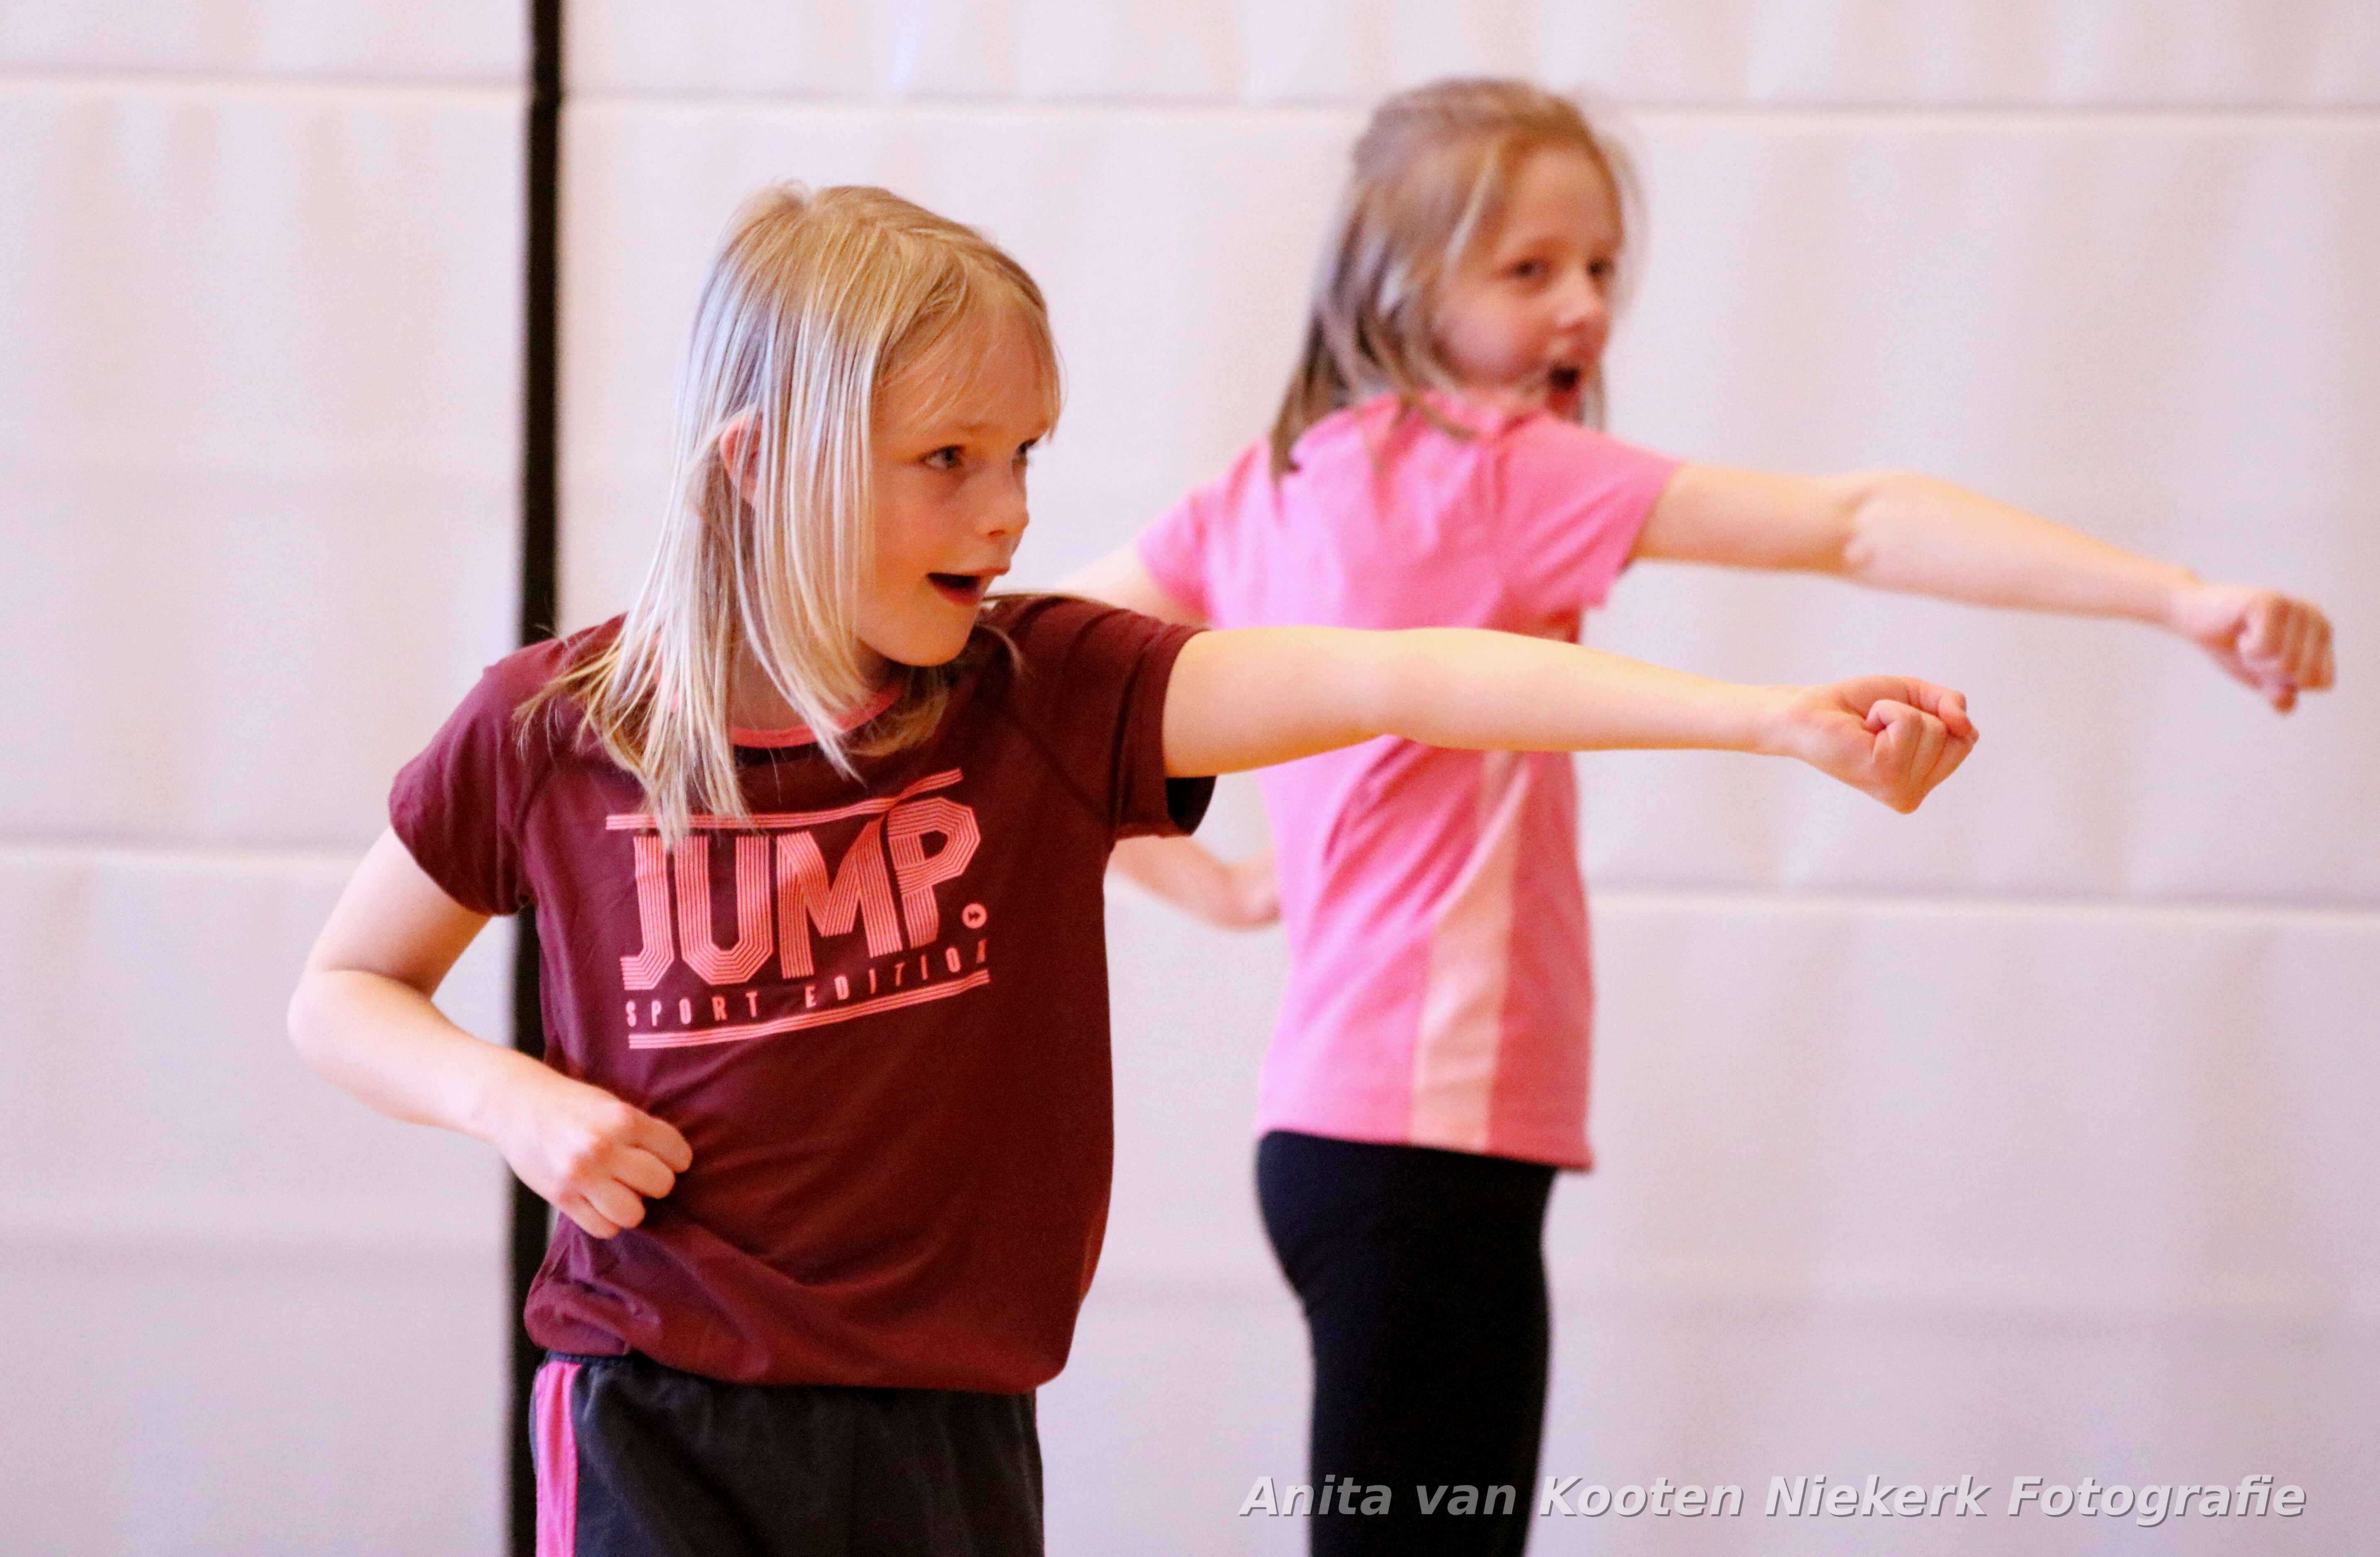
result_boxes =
[388,649,554,916]
[1492,419,1680,619]
[1134,482,1218,622]
[983,597,1213,840]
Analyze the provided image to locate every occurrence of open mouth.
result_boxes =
[929,572,991,606]
[1547,364,1583,395]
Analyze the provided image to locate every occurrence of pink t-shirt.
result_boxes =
[1139,393,1678,1168]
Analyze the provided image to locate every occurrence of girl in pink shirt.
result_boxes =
[1070,78,2334,1557]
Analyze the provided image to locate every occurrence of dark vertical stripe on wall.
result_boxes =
[512,2,563,1553]
[520,0,562,649]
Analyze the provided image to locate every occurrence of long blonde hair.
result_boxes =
[537,184,1060,840]
[1270,78,1638,474]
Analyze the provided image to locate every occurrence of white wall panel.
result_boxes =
[0,4,521,82]
[1532,894,2379,1554]
[571,0,2380,108]
[1053,891,2378,1552]
[1588,116,2378,902]
[1524,1298,2364,1555]
[561,103,2376,903]
[0,1257,506,1556]
[2,13,525,1545]
[1040,1278,1308,1556]
[559,102,1353,632]
[0,848,514,1554]
[0,851,512,1223]
[1569,899,2377,1313]
[0,81,524,850]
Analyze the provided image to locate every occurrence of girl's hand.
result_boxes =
[2169,582,2336,712]
[289,830,692,1241]
[1776,677,1978,813]
[482,1060,695,1240]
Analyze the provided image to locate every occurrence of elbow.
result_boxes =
[286,971,338,1073]
[1833,469,1910,580]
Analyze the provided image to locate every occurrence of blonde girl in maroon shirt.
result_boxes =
[289,182,1978,1554]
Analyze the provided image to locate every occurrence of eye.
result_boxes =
[924,445,964,470]
[1587,257,1618,286]
[1507,258,1550,283]
[1013,439,1038,468]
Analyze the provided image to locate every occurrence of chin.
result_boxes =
[861,598,985,671]
[883,627,977,670]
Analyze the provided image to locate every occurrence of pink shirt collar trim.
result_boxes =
[731,683,902,749]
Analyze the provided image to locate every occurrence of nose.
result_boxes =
[979,461,1030,544]
[1554,266,1609,329]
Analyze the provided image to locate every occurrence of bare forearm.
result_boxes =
[1165,627,1975,813]
[1645,464,2331,710]
[1110,835,1278,928]
[1371,629,1786,754]
[291,831,694,1237]
[1167,627,1790,776]
[288,969,540,1144]
[1841,471,2195,624]
[1112,835,1234,915]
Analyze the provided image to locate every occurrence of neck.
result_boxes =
[727,642,888,730]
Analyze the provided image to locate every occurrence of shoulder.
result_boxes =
[1476,409,1680,521]
[488,617,620,694]
[969,595,1203,717]
[1287,393,1397,470]
[391,619,625,915]
[965,594,1205,832]
[976,594,1197,666]
[433,616,624,766]
[1500,410,1629,458]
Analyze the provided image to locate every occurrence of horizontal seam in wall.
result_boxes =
[2,1229,504,1267]
[0,839,367,873]
[1085,1258,2380,1332]
[0,66,524,106]
[563,90,2380,127]
[9,841,2365,923]
[1593,885,2380,929]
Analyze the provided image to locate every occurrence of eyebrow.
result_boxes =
[889,417,1051,447]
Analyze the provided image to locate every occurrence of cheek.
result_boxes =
[1453,310,1531,374]
[868,492,934,572]
[1433,306,1495,370]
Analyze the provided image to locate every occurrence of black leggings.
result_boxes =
[1257,1130,1557,1557]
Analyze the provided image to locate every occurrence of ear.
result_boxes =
[717,410,760,503]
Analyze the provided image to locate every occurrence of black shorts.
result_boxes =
[531,1352,1043,1556]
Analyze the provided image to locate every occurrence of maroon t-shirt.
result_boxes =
[391,596,1209,1391]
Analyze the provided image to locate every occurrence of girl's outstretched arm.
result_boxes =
[1634,466,2336,711]
[288,830,692,1238]
[1162,626,1976,812]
